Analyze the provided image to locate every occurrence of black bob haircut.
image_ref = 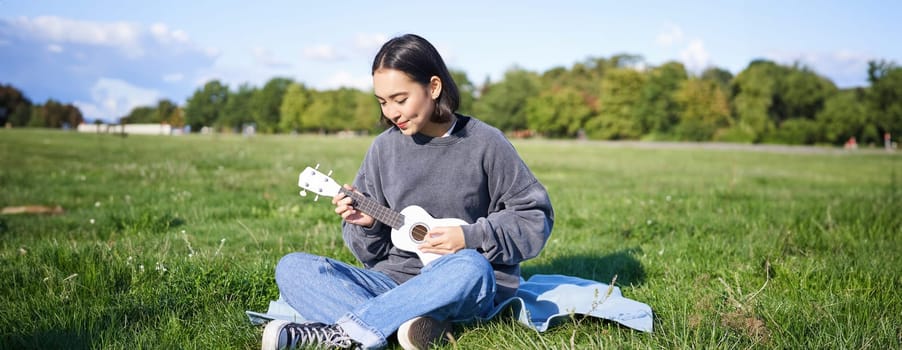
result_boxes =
[372,34,460,126]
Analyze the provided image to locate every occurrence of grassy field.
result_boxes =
[1,128,899,349]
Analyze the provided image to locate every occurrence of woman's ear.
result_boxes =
[429,76,442,100]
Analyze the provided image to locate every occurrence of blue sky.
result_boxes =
[1,0,898,122]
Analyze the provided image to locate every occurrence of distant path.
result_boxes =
[524,139,898,155]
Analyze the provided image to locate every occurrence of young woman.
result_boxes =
[262,33,554,350]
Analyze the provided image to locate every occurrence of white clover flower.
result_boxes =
[666,195,672,202]
[89,219,95,224]
[94,201,101,207]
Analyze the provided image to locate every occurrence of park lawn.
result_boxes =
[1,128,899,349]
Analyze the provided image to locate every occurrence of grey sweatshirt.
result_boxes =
[342,116,554,303]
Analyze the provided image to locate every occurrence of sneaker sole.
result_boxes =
[261,319,292,350]
[397,317,450,350]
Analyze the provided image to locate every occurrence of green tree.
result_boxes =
[279,83,312,133]
[351,89,380,132]
[301,88,360,133]
[700,67,734,95]
[167,106,185,128]
[28,100,83,128]
[300,90,326,133]
[184,80,229,132]
[774,64,837,123]
[220,84,257,132]
[817,89,871,144]
[674,78,732,141]
[525,87,592,137]
[769,118,822,145]
[866,60,902,143]
[762,66,836,144]
[120,99,179,125]
[332,88,359,132]
[585,68,646,140]
[450,69,476,116]
[473,67,540,131]
[0,84,33,127]
[156,100,179,126]
[635,61,688,137]
[731,61,838,144]
[539,66,574,91]
[251,77,293,133]
[730,60,782,142]
[120,106,157,124]
[545,54,644,106]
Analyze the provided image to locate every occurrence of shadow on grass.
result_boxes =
[522,247,646,287]
[3,330,91,350]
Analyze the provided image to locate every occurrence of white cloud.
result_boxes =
[163,73,184,83]
[8,15,144,57]
[1,15,219,120]
[149,23,189,44]
[765,49,873,87]
[304,44,344,61]
[323,71,371,90]
[680,39,710,73]
[656,24,684,47]
[74,78,162,122]
[252,47,292,69]
[354,33,388,51]
[5,15,216,59]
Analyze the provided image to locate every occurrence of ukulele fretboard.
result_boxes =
[341,188,404,229]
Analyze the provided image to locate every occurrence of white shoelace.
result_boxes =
[284,323,355,349]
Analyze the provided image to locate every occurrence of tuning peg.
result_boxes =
[315,163,320,170]
[327,170,333,176]
[313,195,320,201]
[299,190,307,197]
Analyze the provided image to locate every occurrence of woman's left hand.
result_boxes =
[418,226,466,255]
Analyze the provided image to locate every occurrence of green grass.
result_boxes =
[1,129,900,349]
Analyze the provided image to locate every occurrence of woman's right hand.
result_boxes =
[332,184,375,228]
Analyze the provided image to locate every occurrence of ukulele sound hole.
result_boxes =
[411,224,428,243]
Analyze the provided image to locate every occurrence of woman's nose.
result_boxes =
[385,106,401,120]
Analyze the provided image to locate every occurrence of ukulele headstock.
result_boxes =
[297,164,341,201]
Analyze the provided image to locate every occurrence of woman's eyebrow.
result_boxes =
[374,92,407,100]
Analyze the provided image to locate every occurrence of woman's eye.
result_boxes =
[396,99,407,104]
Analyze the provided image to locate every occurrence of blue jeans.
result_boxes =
[274,249,496,349]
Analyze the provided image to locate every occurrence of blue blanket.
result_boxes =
[246,274,653,333]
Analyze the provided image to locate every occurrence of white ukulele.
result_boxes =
[297,165,467,265]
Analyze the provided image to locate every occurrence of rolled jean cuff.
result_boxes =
[337,313,386,350]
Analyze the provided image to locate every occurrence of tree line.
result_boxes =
[2,56,900,145]
[0,86,83,129]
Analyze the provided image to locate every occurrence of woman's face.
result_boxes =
[373,68,444,137]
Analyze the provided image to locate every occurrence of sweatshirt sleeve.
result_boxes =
[461,136,555,265]
[341,149,394,268]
